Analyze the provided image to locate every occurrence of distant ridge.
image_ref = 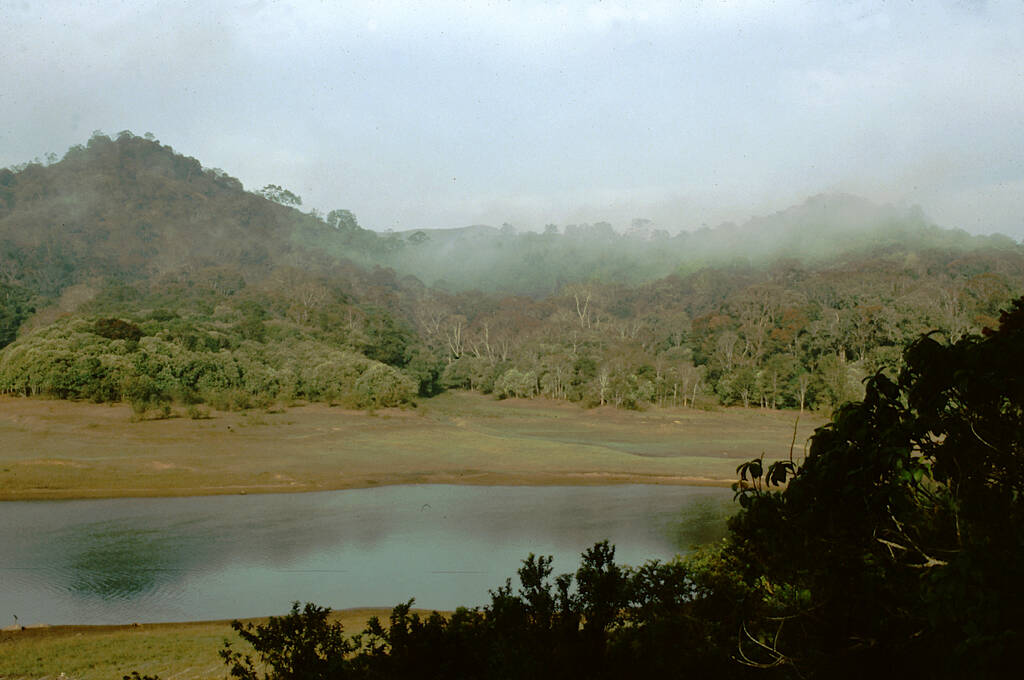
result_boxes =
[0,131,1018,300]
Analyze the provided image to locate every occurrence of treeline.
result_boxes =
[0,313,419,415]
[130,303,1024,679]
[4,248,1020,416]
[403,250,1024,412]
[0,256,447,412]
[2,133,1023,414]
[336,194,1013,297]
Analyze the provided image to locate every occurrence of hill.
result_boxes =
[379,192,1015,294]
[2,131,1023,415]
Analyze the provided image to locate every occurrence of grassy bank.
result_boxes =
[0,608,422,680]
[0,391,823,500]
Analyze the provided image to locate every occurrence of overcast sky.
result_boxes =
[2,0,1022,237]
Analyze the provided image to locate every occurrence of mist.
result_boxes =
[2,1,1023,237]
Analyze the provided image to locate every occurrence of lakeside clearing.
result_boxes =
[0,607,426,680]
[0,392,823,500]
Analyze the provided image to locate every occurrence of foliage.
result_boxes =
[2,132,1024,416]
[221,602,353,680]
[94,317,144,341]
[256,184,302,207]
[0,283,34,348]
[0,313,418,409]
[196,302,1024,680]
[727,297,1024,677]
[216,542,751,680]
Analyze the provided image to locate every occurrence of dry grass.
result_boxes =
[0,608,423,680]
[0,392,823,500]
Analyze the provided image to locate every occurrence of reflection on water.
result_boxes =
[666,495,733,548]
[66,528,172,598]
[0,485,733,625]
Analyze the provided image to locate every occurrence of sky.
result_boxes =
[2,0,1023,237]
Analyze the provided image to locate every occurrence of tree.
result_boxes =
[327,209,360,232]
[0,283,33,348]
[407,230,429,245]
[257,184,303,207]
[728,296,1024,677]
[221,602,354,680]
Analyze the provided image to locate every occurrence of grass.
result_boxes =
[0,608,418,680]
[0,391,824,500]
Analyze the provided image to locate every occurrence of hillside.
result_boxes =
[2,132,1023,416]
[380,192,1015,294]
[0,132,357,292]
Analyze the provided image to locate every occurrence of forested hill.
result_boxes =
[0,131,369,294]
[385,193,1017,295]
[1,131,1023,415]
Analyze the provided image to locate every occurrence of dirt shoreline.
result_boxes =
[0,608,438,680]
[0,391,821,502]
[0,606,420,635]
[0,472,734,501]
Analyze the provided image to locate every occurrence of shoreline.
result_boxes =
[0,606,431,634]
[0,393,811,678]
[0,391,820,502]
[0,471,735,502]
[0,608,440,680]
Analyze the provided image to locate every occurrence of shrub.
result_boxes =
[353,363,417,408]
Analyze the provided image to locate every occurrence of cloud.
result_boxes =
[1,0,1023,237]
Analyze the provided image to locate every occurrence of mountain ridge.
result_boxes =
[2,131,1016,301]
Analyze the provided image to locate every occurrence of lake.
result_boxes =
[0,484,733,625]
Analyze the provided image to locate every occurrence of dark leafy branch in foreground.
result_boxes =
[213,541,748,680]
[125,298,1024,680]
[728,297,1024,677]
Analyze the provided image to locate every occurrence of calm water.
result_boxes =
[0,485,732,625]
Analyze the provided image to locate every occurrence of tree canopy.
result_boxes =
[727,297,1024,676]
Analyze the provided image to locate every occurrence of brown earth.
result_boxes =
[0,391,823,501]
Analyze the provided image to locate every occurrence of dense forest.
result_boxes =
[2,131,1022,416]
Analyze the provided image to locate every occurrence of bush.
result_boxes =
[221,602,353,680]
[353,363,417,408]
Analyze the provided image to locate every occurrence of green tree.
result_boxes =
[221,602,353,680]
[257,184,302,207]
[728,297,1024,677]
[0,283,33,348]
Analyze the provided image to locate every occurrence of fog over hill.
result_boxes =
[2,133,1015,296]
[383,191,1016,294]
[1,131,1023,417]
[0,132,1018,300]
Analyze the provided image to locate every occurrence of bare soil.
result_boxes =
[0,392,823,500]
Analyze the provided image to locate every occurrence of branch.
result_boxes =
[882,514,950,568]
[969,420,1001,453]
[734,621,799,674]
